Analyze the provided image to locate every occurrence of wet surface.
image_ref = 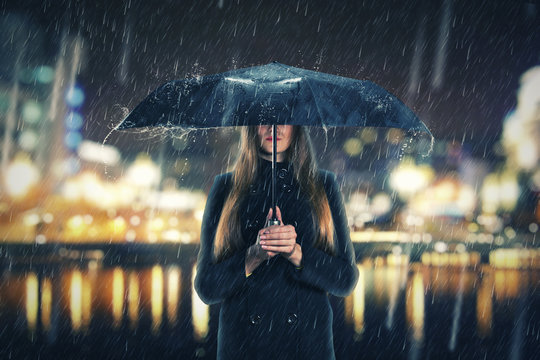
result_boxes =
[1,254,538,359]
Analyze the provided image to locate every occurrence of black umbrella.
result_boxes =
[117,62,431,224]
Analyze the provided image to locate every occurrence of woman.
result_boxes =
[194,125,358,359]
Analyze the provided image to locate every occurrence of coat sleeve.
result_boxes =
[194,174,248,305]
[290,171,359,297]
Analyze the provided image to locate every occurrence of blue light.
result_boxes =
[65,112,83,130]
[65,156,81,175]
[65,86,85,108]
[64,131,83,150]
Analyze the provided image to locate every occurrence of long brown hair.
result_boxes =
[213,126,335,262]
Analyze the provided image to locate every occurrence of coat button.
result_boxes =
[249,184,258,193]
[249,314,261,325]
[247,219,259,229]
[286,313,298,325]
[281,184,292,193]
[278,169,288,179]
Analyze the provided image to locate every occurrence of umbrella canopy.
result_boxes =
[117,61,430,135]
[117,62,431,224]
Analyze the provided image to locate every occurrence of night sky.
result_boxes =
[1,0,539,157]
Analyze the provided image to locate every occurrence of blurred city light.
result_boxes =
[65,112,84,130]
[65,86,85,108]
[481,172,520,213]
[22,101,42,123]
[78,140,121,165]
[64,131,83,150]
[390,159,433,199]
[18,130,38,151]
[343,137,363,156]
[34,65,55,84]
[125,154,161,188]
[191,265,209,341]
[4,153,40,198]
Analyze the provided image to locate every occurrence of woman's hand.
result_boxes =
[259,206,302,266]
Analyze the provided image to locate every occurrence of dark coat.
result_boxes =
[194,158,359,360]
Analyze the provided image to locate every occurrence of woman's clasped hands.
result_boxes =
[245,206,302,275]
[259,207,301,263]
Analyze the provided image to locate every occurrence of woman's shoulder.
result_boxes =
[212,172,234,188]
[317,169,338,186]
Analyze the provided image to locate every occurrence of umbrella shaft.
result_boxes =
[272,124,278,222]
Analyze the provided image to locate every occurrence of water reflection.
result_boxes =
[69,269,91,332]
[1,256,539,359]
[476,266,493,338]
[191,264,209,341]
[151,265,163,334]
[128,271,140,330]
[25,272,38,333]
[112,267,124,329]
[167,266,181,327]
[406,270,424,343]
[41,278,52,332]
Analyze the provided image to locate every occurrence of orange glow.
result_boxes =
[151,265,164,334]
[476,268,493,338]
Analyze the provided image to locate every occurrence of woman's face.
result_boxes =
[257,125,294,162]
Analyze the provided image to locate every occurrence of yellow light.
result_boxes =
[371,193,392,216]
[41,278,52,332]
[4,153,40,198]
[343,138,363,156]
[353,265,365,335]
[390,160,433,198]
[167,267,182,326]
[476,268,492,338]
[125,154,161,188]
[457,185,477,215]
[23,213,40,227]
[148,217,165,232]
[406,272,424,342]
[386,128,404,144]
[151,265,163,334]
[192,264,209,341]
[481,174,499,214]
[71,270,82,331]
[128,272,140,330]
[26,272,39,332]
[360,128,378,144]
[112,268,124,329]
[499,173,519,211]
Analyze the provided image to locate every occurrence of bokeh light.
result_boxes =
[65,112,84,130]
[34,65,55,84]
[18,130,39,151]
[4,153,40,198]
[65,86,85,108]
[65,131,83,150]
[22,101,42,123]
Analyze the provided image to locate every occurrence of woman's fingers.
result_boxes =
[276,206,283,223]
[260,239,294,246]
[259,226,296,238]
[261,244,295,254]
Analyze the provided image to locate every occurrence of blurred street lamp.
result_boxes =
[390,159,433,199]
[4,152,40,198]
[481,172,519,214]
[125,154,161,188]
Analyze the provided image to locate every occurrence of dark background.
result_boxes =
[1,0,539,157]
